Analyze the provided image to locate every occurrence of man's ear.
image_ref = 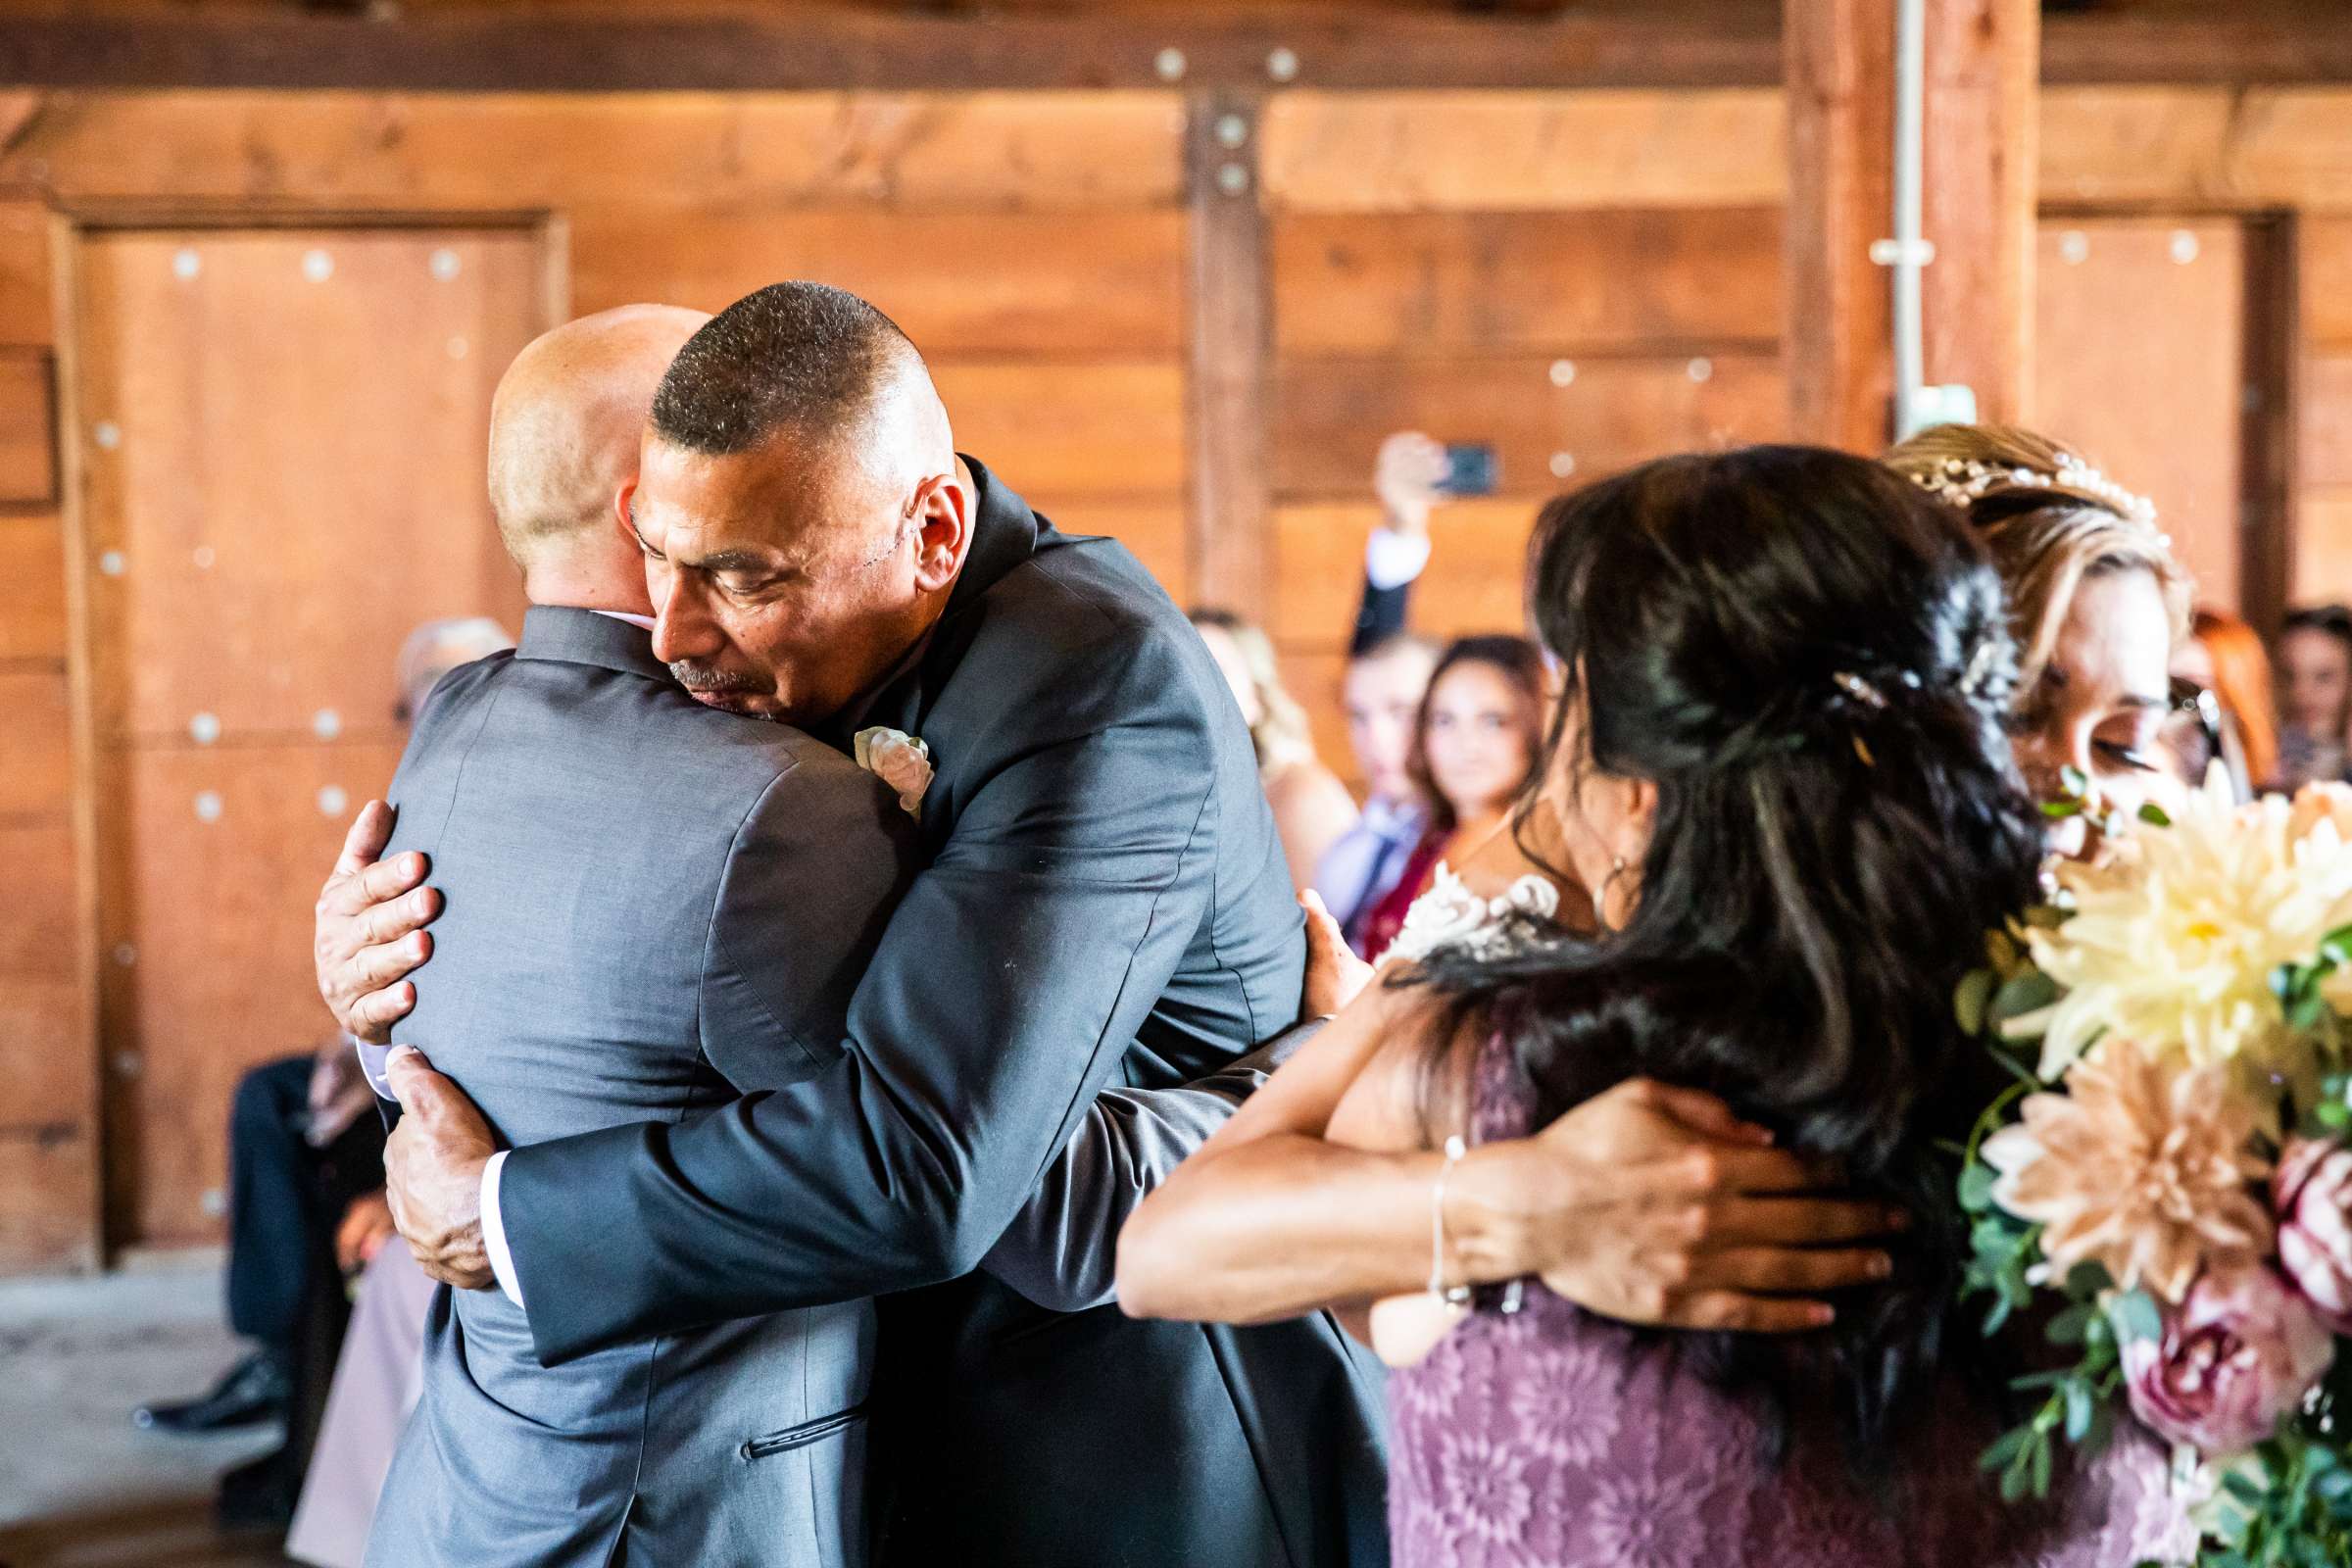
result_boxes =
[612,477,640,544]
[911,472,973,595]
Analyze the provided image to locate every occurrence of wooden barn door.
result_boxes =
[2034,217,2252,615]
[69,225,542,1250]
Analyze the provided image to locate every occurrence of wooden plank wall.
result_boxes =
[2301,217,2352,607]
[1260,90,1789,780]
[0,191,98,1271]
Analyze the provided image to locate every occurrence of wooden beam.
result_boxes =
[1185,89,1272,617]
[1784,0,2037,450]
[0,10,1780,93]
[1783,0,1894,451]
[7,9,2352,93]
[2039,14,2352,87]
[1920,0,2039,423]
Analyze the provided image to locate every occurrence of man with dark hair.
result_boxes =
[323,281,1391,1566]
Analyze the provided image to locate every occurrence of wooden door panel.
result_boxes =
[73,223,540,1248]
[76,228,535,745]
[102,744,406,1246]
[2034,218,2245,611]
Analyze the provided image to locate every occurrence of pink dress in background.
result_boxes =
[1385,1034,2197,1568]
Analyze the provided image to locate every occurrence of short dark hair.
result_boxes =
[650,282,915,456]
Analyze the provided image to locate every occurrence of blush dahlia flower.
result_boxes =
[2025,769,2352,1079]
[1982,1037,2273,1304]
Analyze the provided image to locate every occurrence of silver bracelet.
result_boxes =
[1429,1134,1473,1304]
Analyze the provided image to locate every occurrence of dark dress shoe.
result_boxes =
[215,1443,300,1533]
[132,1348,292,1434]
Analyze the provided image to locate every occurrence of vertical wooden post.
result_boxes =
[1185,88,1272,617]
[1919,0,2039,424]
[1785,0,1895,452]
[1784,0,2039,451]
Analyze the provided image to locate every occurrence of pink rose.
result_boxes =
[2122,1265,2334,1453]
[2277,1135,2352,1333]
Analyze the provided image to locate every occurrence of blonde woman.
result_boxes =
[1191,609,1360,889]
[1883,423,2192,830]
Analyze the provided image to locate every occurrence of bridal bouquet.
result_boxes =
[1954,771,2352,1566]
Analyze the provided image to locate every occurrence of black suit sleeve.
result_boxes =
[1348,570,1413,657]
[495,629,1224,1364]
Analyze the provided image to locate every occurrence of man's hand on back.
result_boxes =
[382,1047,498,1290]
[315,800,440,1043]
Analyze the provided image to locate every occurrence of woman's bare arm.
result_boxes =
[1117,976,1907,1332]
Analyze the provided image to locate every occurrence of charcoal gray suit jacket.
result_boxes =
[493,460,1390,1567]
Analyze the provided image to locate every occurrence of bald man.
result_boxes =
[359,304,923,1567]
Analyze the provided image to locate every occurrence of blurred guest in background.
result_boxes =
[1192,608,1359,889]
[1883,424,2188,841]
[1314,433,1449,948]
[133,615,511,1533]
[2171,608,2278,796]
[1316,631,1440,950]
[1351,634,1545,960]
[2276,604,2352,790]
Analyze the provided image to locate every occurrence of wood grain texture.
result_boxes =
[74,227,538,744]
[0,11,1783,93]
[1259,90,1787,214]
[0,512,66,662]
[2306,352,2352,492]
[1783,0,1893,450]
[2040,88,2352,212]
[1273,207,1782,356]
[1186,89,1272,617]
[2296,493,2352,605]
[1271,498,1535,650]
[937,360,1187,497]
[0,348,54,504]
[567,208,1187,355]
[2034,218,2246,610]
[102,745,403,1247]
[0,90,1185,211]
[0,666,70,818]
[71,223,538,1247]
[1272,352,1784,499]
[1918,0,2038,424]
[0,197,54,348]
[2307,220,2352,349]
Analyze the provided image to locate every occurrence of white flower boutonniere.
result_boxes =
[854,726,934,819]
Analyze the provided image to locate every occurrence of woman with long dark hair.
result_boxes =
[1121,447,2187,1564]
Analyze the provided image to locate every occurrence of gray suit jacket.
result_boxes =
[365,607,917,1568]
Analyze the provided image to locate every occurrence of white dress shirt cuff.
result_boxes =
[1363,527,1433,591]
[480,1151,526,1308]
[352,1033,396,1102]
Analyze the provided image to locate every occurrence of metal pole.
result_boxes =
[1890,0,1927,439]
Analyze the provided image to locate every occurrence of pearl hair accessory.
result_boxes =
[1907,453,2163,534]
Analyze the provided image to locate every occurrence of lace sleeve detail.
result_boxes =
[1382,862,1561,967]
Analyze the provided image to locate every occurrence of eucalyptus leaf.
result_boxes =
[2109,1289,2163,1345]
[1956,968,1996,1037]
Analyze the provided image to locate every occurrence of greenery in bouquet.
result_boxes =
[1951,772,2352,1566]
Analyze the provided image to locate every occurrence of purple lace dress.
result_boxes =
[1386,1034,2196,1568]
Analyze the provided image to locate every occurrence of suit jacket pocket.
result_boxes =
[740,1401,868,1461]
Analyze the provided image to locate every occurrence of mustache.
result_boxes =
[668,661,764,694]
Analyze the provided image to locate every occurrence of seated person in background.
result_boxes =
[2171,607,2278,797]
[133,616,512,1535]
[1350,634,1548,962]
[2275,604,2352,790]
[1191,607,1360,890]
